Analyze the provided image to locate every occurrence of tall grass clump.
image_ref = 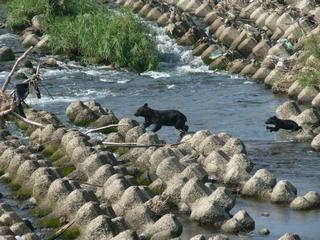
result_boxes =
[5,0,159,72]
[297,68,320,87]
[295,34,320,87]
[5,0,48,30]
[47,9,159,72]
[5,0,95,30]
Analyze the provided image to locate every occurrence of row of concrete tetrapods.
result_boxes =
[115,0,320,150]
[48,97,320,239]
[0,98,315,239]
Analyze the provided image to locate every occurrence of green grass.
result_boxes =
[5,0,160,72]
[49,149,65,161]
[5,0,48,30]
[61,228,80,240]
[38,216,62,228]
[297,68,320,87]
[12,188,32,200]
[47,9,159,72]
[60,165,76,177]
[30,207,51,218]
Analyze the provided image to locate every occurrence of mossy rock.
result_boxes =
[54,155,70,166]
[42,142,61,156]
[136,171,152,186]
[49,149,65,162]
[8,181,21,191]
[12,187,32,200]
[150,187,162,196]
[60,165,76,177]
[73,109,98,126]
[115,147,129,156]
[30,207,51,218]
[38,216,62,228]
[15,119,28,130]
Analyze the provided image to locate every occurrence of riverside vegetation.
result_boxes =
[5,0,160,72]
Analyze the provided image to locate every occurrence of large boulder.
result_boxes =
[125,126,146,143]
[297,86,319,105]
[208,187,235,211]
[278,233,301,240]
[0,47,15,62]
[311,133,320,150]
[223,165,251,186]
[242,169,277,199]
[143,214,182,239]
[221,138,246,157]
[156,157,184,182]
[199,135,224,156]
[288,80,304,98]
[74,108,98,126]
[202,150,229,180]
[181,178,210,206]
[276,101,301,119]
[118,118,140,136]
[22,34,39,48]
[290,191,320,210]
[32,15,46,32]
[190,197,230,226]
[221,210,255,233]
[294,108,320,127]
[271,180,297,204]
[84,215,115,240]
[66,101,87,122]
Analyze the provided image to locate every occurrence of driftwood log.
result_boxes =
[84,124,128,134]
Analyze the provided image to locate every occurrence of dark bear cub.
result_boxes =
[265,116,302,132]
[134,103,189,136]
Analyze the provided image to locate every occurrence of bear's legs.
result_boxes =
[152,124,162,132]
[266,126,279,132]
[175,119,188,135]
[143,120,152,128]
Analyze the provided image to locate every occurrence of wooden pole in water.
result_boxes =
[84,124,128,134]
[102,141,185,148]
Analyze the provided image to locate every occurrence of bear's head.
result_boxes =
[265,116,279,125]
[134,103,149,117]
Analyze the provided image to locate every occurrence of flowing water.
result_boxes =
[1,20,320,239]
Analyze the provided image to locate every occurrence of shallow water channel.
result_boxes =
[1,21,320,239]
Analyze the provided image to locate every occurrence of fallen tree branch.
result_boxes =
[12,112,46,128]
[47,218,76,240]
[84,124,128,134]
[102,141,185,148]
[0,107,13,117]
[1,46,34,92]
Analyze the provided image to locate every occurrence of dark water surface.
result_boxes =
[1,23,320,239]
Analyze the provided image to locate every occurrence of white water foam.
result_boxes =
[117,79,131,84]
[141,71,171,79]
[244,81,254,85]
